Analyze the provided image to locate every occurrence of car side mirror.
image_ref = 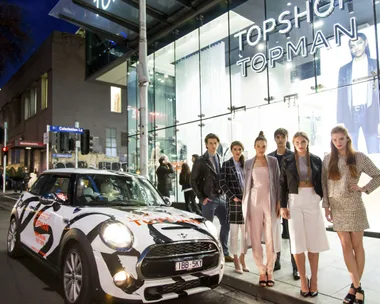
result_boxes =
[162,196,172,207]
[52,202,61,212]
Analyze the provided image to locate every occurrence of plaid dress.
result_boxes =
[220,158,245,224]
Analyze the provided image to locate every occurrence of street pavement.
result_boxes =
[0,205,272,304]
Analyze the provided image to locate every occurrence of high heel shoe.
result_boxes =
[343,283,356,304]
[353,285,365,304]
[239,255,250,272]
[309,276,318,297]
[300,277,310,297]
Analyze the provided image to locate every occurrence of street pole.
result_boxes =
[46,125,50,171]
[138,0,149,177]
[75,121,79,169]
[3,122,7,193]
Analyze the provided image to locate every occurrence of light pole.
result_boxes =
[138,0,149,177]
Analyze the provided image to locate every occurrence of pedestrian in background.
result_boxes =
[243,131,281,287]
[179,162,201,215]
[280,131,329,297]
[191,133,233,262]
[322,126,380,304]
[268,128,299,280]
[156,155,174,197]
[220,141,249,273]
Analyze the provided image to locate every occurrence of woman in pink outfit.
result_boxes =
[242,131,281,287]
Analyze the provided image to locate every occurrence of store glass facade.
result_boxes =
[124,0,380,233]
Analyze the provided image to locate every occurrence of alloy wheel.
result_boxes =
[63,250,83,303]
[7,219,17,253]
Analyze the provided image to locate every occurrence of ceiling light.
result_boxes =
[286,62,293,69]
[164,74,168,78]
[314,20,324,28]
[376,1,380,4]
[257,43,265,51]
[287,2,292,6]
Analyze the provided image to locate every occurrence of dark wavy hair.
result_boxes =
[230,141,245,167]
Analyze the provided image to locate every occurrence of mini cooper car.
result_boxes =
[7,169,224,304]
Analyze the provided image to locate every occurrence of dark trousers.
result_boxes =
[202,197,230,256]
[349,106,378,153]
[184,190,201,214]
[282,218,290,238]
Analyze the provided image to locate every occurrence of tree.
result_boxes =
[0,2,31,77]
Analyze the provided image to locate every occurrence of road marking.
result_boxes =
[4,195,18,201]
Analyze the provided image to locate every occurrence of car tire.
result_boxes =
[62,244,92,304]
[7,217,23,258]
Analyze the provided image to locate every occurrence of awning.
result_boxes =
[7,140,45,149]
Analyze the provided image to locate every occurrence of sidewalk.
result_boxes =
[221,230,380,304]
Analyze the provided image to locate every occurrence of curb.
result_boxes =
[222,268,342,304]
[0,195,17,212]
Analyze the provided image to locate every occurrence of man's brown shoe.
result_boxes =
[224,255,234,262]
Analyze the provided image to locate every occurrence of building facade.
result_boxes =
[49,0,380,234]
[0,31,129,173]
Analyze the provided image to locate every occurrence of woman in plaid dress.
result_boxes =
[220,141,248,274]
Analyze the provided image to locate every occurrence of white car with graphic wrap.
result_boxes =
[7,169,224,304]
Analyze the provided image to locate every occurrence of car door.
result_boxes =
[18,174,53,252]
[22,174,74,260]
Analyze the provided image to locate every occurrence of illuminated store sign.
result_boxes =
[93,0,115,10]
[235,0,358,76]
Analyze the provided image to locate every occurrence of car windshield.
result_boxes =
[75,174,165,207]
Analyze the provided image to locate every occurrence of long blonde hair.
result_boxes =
[328,126,358,180]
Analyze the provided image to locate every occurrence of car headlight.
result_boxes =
[205,220,218,239]
[101,221,134,249]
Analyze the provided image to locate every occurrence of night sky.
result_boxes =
[0,0,78,87]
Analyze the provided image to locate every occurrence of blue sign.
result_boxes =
[50,125,84,134]
[53,153,72,158]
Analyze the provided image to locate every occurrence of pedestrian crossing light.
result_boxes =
[81,129,93,155]
[2,146,9,157]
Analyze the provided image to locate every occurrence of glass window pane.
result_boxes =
[200,13,230,118]
[229,1,269,107]
[175,29,201,123]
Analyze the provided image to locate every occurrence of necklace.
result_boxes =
[295,153,311,184]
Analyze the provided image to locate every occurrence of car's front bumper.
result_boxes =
[93,250,224,303]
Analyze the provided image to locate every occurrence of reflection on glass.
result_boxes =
[110,86,122,113]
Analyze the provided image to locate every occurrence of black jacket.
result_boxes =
[179,172,192,191]
[280,153,323,208]
[156,163,174,193]
[191,151,222,203]
[268,149,294,167]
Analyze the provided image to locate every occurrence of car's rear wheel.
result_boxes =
[7,217,23,257]
[62,244,92,304]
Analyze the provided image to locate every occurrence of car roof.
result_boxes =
[44,168,141,178]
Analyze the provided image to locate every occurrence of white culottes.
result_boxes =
[288,188,329,254]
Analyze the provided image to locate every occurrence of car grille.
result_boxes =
[144,274,220,301]
[146,241,218,258]
[139,241,220,279]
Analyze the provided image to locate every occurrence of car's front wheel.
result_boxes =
[62,244,92,304]
[7,217,23,257]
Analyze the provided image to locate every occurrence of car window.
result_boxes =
[74,174,164,207]
[30,175,50,195]
[41,176,71,202]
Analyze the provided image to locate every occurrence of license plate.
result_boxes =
[175,259,203,271]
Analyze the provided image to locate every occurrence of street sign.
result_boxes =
[43,132,49,144]
[53,153,72,158]
[50,125,84,134]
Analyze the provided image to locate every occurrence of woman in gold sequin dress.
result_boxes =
[322,126,380,304]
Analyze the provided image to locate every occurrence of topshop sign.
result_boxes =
[93,0,115,10]
[235,0,358,76]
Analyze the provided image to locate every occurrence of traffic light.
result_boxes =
[56,133,70,153]
[81,129,93,155]
[69,138,75,152]
[2,146,9,157]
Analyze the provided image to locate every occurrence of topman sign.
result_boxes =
[235,0,358,76]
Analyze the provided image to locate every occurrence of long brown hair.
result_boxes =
[328,126,358,180]
[293,132,311,178]
[230,141,245,167]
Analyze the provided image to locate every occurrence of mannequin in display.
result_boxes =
[337,33,380,154]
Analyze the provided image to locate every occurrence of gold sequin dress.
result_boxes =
[322,152,380,232]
